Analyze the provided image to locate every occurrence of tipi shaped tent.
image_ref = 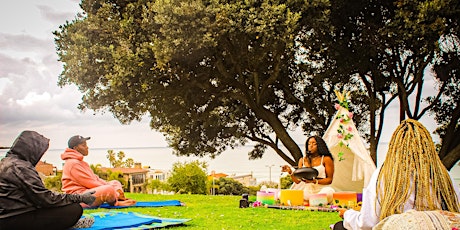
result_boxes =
[323,91,376,192]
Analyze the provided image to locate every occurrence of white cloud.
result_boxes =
[0,0,168,150]
[16,92,51,106]
[0,78,13,95]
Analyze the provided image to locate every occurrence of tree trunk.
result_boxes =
[252,104,304,166]
[441,144,460,170]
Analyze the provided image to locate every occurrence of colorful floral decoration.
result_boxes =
[334,90,354,161]
[252,201,262,207]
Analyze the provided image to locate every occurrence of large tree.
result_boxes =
[391,0,460,170]
[298,0,460,168]
[54,0,460,168]
[55,0,348,166]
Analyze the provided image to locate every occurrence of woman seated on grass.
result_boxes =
[282,135,335,203]
[333,119,460,230]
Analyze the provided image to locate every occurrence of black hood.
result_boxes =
[6,131,49,166]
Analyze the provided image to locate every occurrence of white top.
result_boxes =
[343,167,460,230]
[302,155,327,179]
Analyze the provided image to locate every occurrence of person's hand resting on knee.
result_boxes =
[115,189,136,206]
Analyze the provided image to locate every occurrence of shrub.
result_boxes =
[146,179,172,193]
[168,160,208,194]
[215,177,249,195]
[44,172,62,192]
[280,174,293,189]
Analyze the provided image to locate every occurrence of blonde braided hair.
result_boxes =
[376,119,459,220]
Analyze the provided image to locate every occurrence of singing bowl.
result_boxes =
[292,167,319,180]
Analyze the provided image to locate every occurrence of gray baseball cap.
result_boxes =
[68,135,90,148]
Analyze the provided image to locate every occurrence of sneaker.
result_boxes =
[72,216,95,229]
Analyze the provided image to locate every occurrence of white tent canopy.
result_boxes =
[323,106,377,192]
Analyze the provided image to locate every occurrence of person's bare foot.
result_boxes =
[117,190,128,201]
[116,199,137,206]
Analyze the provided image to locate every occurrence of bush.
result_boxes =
[247,185,261,196]
[280,174,293,189]
[168,160,208,194]
[215,177,249,195]
[92,165,128,191]
[106,170,128,190]
[146,179,172,193]
[259,181,279,188]
[44,172,62,192]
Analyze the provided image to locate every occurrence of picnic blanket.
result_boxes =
[266,205,338,212]
[73,211,191,230]
[90,200,183,209]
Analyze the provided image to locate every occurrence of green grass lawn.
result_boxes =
[84,193,342,229]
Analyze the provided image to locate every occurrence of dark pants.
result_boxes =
[0,203,82,230]
[332,221,347,230]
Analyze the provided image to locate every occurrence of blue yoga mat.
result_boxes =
[74,211,190,230]
[96,200,183,209]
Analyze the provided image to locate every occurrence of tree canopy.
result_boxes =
[106,150,135,168]
[214,177,249,195]
[55,0,460,168]
[167,160,208,194]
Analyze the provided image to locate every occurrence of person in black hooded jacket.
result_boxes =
[0,130,96,230]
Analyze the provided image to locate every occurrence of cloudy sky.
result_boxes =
[0,0,169,150]
[0,0,440,154]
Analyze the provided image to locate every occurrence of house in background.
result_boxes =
[36,161,56,177]
[229,173,257,187]
[207,171,228,195]
[100,163,149,193]
[146,168,170,182]
[143,167,174,194]
[208,171,228,180]
[207,171,257,187]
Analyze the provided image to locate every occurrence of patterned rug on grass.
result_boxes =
[265,204,338,212]
[73,211,191,230]
[90,200,183,209]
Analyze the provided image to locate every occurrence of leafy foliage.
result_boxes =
[90,163,103,175]
[280,174,293,189]
[246,185,261,196]
[54,0,460,168]
[146,179,171,193]
[388,0,460,169]
[106,150,135,168]
[214,177,249,195]
[44,172,63,192]
[54,0,342,166]
[167,160,208,194]
[104,169,128,190]
[297,0,460,167]
[258,181,280,189]
[91,164,129,190]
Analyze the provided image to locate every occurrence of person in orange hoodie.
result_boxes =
[61,135,136,207]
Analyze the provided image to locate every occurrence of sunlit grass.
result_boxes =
[84,193,341,229]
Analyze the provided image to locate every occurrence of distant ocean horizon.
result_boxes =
[1,144,459,186]
[1,145,289,183]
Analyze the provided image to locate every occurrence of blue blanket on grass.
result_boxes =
[91,200,183,209]
[74,211,191,230]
